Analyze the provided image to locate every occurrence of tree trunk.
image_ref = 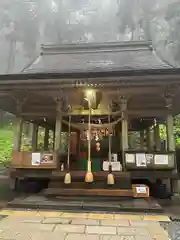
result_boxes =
[6,39,16,73]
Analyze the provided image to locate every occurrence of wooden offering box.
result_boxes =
[132,184,149,198]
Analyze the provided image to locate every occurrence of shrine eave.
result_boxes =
[0,68,180,84]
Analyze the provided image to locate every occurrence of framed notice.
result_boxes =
[32,153,41,166]
[125,153,135,163]
[154,155,168,165]
[136,186,147,194]
[136,153,147,167]
[41,154,53,164]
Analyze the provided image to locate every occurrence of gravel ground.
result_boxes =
[161,221,180,240]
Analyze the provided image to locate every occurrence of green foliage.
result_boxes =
[165,1,180,64]
[159,124,166,140]
[0,128,13,167]
[174,115,180,147]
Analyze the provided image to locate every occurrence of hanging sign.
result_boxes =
[32,153,41,166]
[136,153,147,167]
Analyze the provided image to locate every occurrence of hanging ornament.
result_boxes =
[64,115,72,184]
[85,99,93,183]
[107,113,115,185]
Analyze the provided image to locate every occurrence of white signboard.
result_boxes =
[136,186,147,194]
[126,154,135,163]
[32,153,41,166]
[154,155,168,165]
[146,154,153,164]
[103,161,122,171]
[136,153,147,167]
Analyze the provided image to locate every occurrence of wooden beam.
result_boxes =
[21,109,170,117]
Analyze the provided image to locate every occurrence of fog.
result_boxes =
[0,0,179,74]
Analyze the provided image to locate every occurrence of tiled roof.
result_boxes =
[23,41,173,74]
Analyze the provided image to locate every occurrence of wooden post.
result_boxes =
[54,102,62,151]
[154,124,161,151]
[32,123,38,151]
[44,128,49,151]
[13,117,23,151]
[166,114,175,151]
[120,99,128,171]
[140,131,144,150]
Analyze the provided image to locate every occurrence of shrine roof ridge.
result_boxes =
[40,40,153,55]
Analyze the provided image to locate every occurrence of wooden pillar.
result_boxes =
[53,129,55,149]
[13,117,23,151]
[120,99,128,170]
[32,123,38,151]
[147,127,154,151]
[128,133,133,149]
[154,124,161,151]
[165,97,177,194]
[54,102,62,151]
[44,128,49,151]
[140,131,144,150]
[166,114,175,151]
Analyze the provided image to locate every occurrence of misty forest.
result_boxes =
[0,0,180,165]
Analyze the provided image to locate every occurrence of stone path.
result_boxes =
[0,210,171,240]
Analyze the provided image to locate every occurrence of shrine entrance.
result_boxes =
[68,122,122,173]
[59,115,123,175]
[6,41,179,199]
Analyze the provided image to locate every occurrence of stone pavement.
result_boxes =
[0,210,171,240]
